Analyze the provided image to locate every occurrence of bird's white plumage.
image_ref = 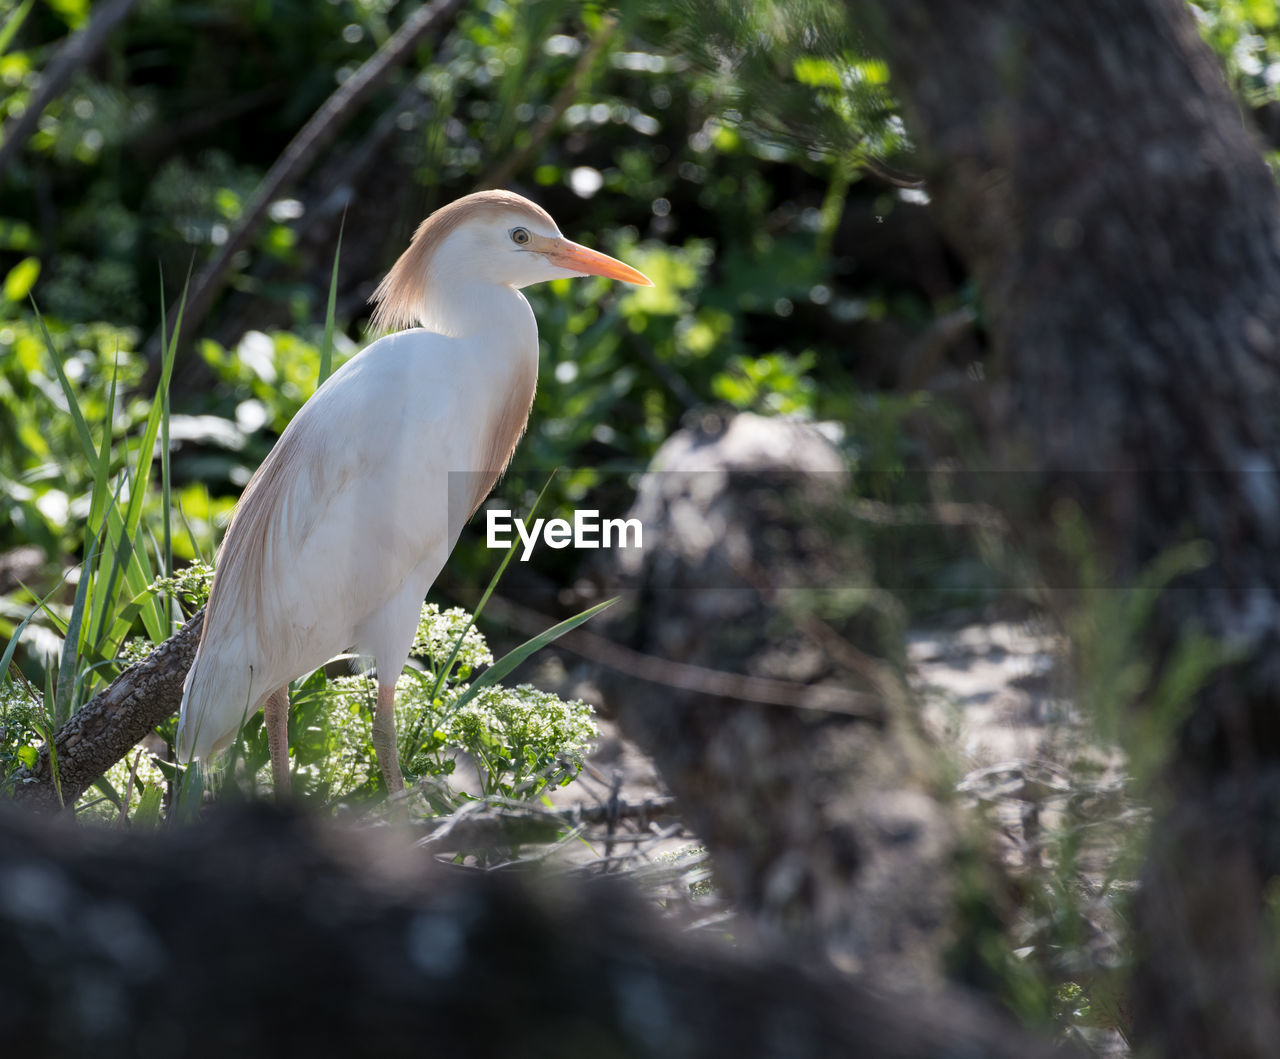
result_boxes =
[176,189,651,786]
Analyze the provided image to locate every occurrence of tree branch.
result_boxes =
[150,0,466,357]
[0,0,138,179]
[10,609,202,814]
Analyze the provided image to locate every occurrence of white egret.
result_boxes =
[176,189,652,796]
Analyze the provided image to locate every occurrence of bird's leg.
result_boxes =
[372,681,406,797]
[264,686,292,800]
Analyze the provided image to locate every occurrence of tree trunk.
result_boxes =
[843,0,1280,1053]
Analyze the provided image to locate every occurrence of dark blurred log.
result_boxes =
[0,803,1061,1058]
[599,413,965,989]
[843,1,1280,1054]
[10,610,202,814]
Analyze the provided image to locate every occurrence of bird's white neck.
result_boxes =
[417,276,537,345]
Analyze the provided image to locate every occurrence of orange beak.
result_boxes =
[545,238,653,286]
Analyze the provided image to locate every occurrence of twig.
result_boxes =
[484,594,883,719]
[627,329,700,411]
[414,794,681,852]
[478,15,618,190]
[116,747,144,826]
[899,305,978,390]
[602,768,623,870]
[0,0,138,179]
[149,0,466,357]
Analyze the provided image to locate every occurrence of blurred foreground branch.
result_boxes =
[0,803,1061,1058]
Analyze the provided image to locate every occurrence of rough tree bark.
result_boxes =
[842,1,1280,1054]
[0,803,1063,1059]
[10,610,202,813]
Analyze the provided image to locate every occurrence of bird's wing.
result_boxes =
[179,340,470,759]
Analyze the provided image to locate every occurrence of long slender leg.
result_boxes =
[371,681,405,796]
[264,686,292,799]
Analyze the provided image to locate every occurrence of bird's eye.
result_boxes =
[510,227,531,246]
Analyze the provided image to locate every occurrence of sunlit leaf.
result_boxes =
[2,256,39,302]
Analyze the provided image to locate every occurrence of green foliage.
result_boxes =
[0,300,592,826]
[0,0,950,611]
[200,602,596,810]
[1194,0,1280,104]
[0,317,143,554]
[0,677,42,789]
[444,681,596,797]
[1054,502,1226,784]
[148,559,215,610]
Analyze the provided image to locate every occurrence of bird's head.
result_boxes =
[370,189,652,332]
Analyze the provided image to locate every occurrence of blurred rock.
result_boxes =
[599,412,963,987]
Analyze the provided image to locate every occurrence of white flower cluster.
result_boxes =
[149,559,216,609]
[411,603,493,674]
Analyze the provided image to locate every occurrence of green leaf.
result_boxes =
[54,534,96,725]
[32,297,96,464]
[0,0,34,57]
[0,573,72,686]
[45,0,88,30]
[91,774,124,811]
[1246,0,1278,29]
[132,783,164,829]
[2,256,39,302]
[792,56,841,89]
[449,597,617,716]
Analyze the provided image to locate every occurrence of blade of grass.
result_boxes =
[78,349,123,651]
[86,474,131,659]
[126,265,187,550]
[402,471,560,758]
[31,296,96,465]
[171,758,204,824]
[133,781,163,829]
[155,267,182,629]
[92,774,125,812]
[99,497,163,645]
[35,668,64,808]
[18,578,68,636]
[177,493,206,565]
[428,469,558,705]
[318,211,345,388]
[0,0,34,57]
[84,346,120,577]
[105,266,190,645]
[53,540,98,726]
[447,597,617,717]
[160,349,173,630]
[0,573,74,680]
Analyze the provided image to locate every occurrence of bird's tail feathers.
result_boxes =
[177,641,259,763]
